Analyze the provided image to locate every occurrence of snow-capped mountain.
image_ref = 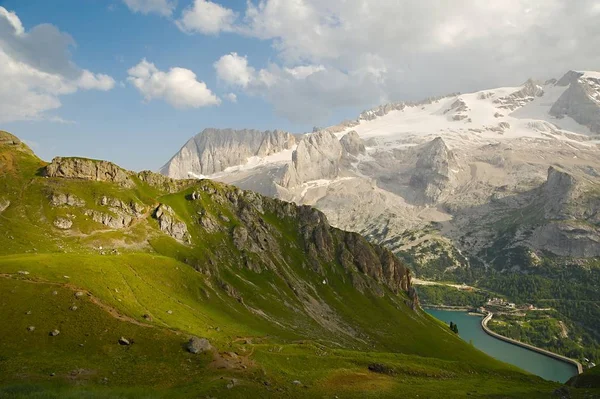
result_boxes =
[161,70,600,277]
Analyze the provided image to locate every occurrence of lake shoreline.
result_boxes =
[481,312,584,375]
[426,308,579,382]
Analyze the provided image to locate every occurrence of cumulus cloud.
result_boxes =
[176,0,236,34]
[122,0,175,17]
[127,59,220,108]
[213,52,381,122]
[214,52,254,87]
[0,7,115,123]
[226,93,237,103]
[199,1,600,123]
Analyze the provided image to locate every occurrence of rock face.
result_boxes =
[280,131,342,188]
[50,193,85,207]
[543,167,577,219]
[161,128,296,179]
[53,217,73,230]
[44,157,134,188]
[409,137,454,204]
[340,131,366,157]
[186,336,212,354]
[550,71,600,133]
[530,222,600,258]
[84,196,145,229]
[154,204,190,243]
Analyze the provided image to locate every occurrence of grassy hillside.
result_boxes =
[0,131,587,397]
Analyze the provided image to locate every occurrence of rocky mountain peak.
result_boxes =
[160,128,296,179]
[280,130,342,188]
[550,72,600,133]
[409,137,455,204]
[340,130,366,157]
[555,70,584,87]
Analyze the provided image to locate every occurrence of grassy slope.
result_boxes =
[0,131,576,397]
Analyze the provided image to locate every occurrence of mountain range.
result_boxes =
[160,70,600,366]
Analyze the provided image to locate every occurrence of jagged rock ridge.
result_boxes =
[161,128,296,179]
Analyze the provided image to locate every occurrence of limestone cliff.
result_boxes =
[280,130,342,188]
[409,137,455,204]
[550,71,600,133]
[160,128,296,179]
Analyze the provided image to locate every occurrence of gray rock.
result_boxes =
[49,329,60,336]
[118,337,130,345]
[550,71,600,133]
[281,131,342,188]
[153,204,190,243]
[50,193,85,207]
[53,217,73,230]
[186,336,212,354]
[161,128,296,178]
[44,157,135,188]
[27,326,35,332]
[340,131,366,157]
[409,137,455,204]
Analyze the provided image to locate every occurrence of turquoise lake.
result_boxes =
[426,309,578,383]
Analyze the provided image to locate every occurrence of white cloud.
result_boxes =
[127,59,220,108]
[214,52,254,87]
[0,7,115,123]
[226,93,237,103]
[213,52,377,122]
[122,0,175,17]
[176,0,236,34]
[78,70,116,91]
[202,0,600,123]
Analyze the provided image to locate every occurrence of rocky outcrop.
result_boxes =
[50,193,85,207]
[154,204,190,243]
[550,71,600,133]
[280,131,342,188]
[53,217,73,230]
[137,170,195,193]
[85,210,134,229]
[44,157,134,188]
[494,79,544,111]
[543,167,577,219]
[409,137,455,204]
[340,131,366,157]
[0,198,9,213]
[83,196,145,229]
[160,128,296,179]
[530,222,600,258]
[0,131,34,155]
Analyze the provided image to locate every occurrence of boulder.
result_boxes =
[49,329,60,337]
[53,217,73,230]
[118,337,131,346]
[186,336,212,354]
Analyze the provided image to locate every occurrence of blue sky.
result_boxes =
[1,0,324,170]
[1,0,599,170]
